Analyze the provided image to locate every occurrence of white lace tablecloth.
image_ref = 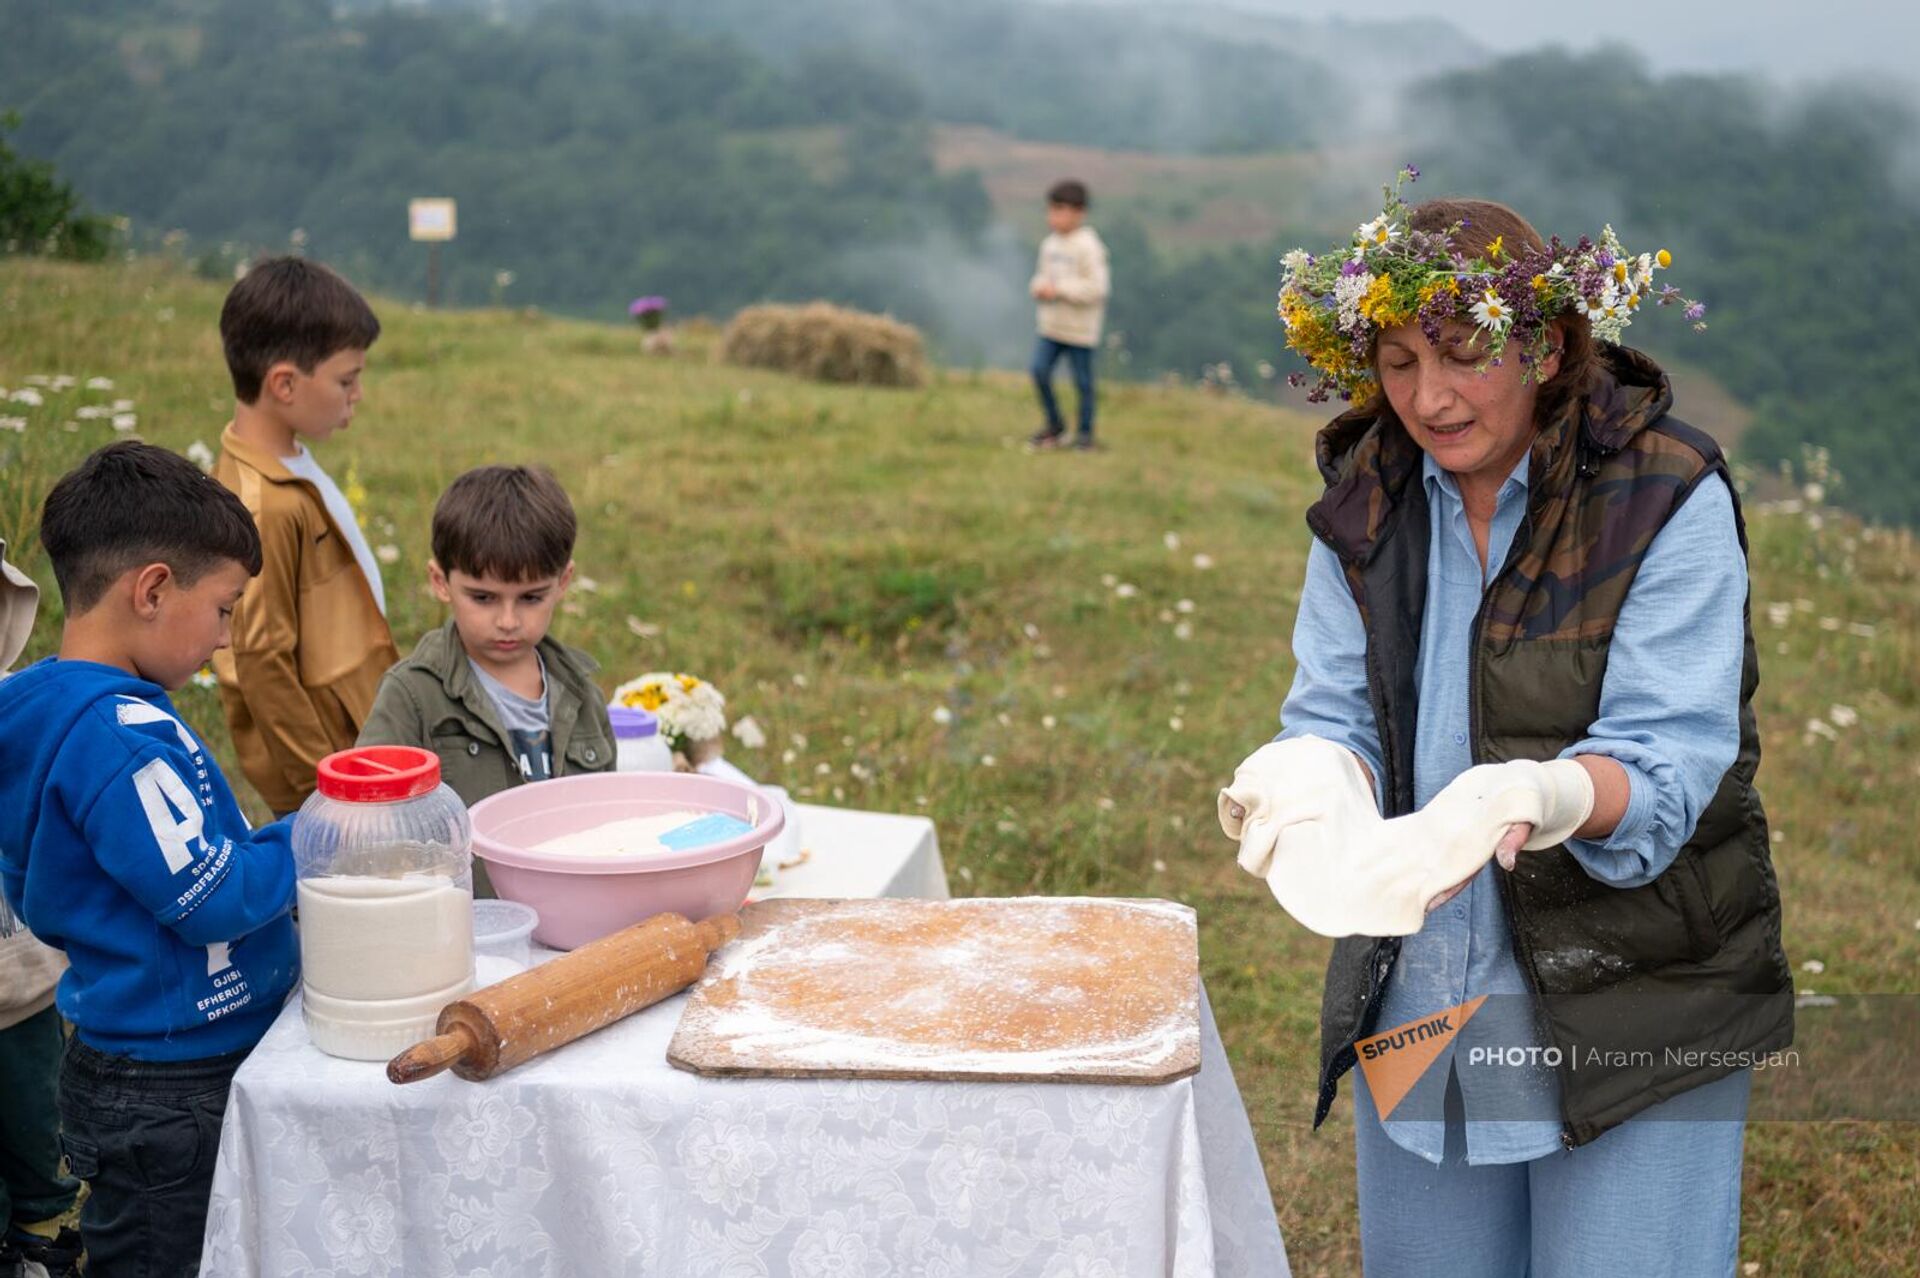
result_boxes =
[201,964,1288,1278]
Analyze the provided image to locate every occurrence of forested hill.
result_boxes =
[0,0,990,325]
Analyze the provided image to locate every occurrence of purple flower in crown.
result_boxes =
[628,295,668,331]
[1404,164,1421,182]
[1684,302,1706,321]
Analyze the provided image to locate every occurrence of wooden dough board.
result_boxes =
[666,897,1200,1085]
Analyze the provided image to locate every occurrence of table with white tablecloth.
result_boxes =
[754,801,950,903]
[199,971,1289,1276]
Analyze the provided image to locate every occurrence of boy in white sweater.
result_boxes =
[1027,179,1111,451]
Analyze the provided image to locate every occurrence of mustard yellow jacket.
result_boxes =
[211,425,398,813]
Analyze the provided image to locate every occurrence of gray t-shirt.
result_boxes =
[281,446,386,615]
[470,652,554,782]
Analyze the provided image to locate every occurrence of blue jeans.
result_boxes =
[1031,337,1095,439]
[1353,1065,1750,1277]
[58,1038,249,1278]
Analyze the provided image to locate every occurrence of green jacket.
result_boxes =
[358,621,616,894]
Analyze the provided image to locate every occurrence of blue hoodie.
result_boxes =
[0,659,298,1060]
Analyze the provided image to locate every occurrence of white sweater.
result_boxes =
[1030,226,1111,348]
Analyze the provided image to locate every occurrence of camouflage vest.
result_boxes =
[1301,347,1793,1147]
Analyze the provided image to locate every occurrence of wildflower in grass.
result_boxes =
[731,716,766,749]
[979,755,996,768]
[1192,553,1214,570]
[1114,582,1138,599]
[1152,859,1167,873]
[1804,719,1837,742]
[1042,715,1057,730]
[781,749,796,764]
[185,440,215,472]
[111,413,137,432]
[1764,602,1791,627]
[111,399,134,412]
[1163,531,1181,551]
[791,672,808,687]
[1173,621,1194,640]
[1800,959,1825,974]
[1176,598,1195,614]
[628,296,668,331]
[190,666,217,690]
[0,416,25,433]
[374,544,400,565]
[1845,622,1876,638]
[624,615,661,638]
[815,762,831,776]
[1096,797,1115,811]
[1168,716,1184,732]
[22,375,49,387]
[575,574,600,594]
[75,405,107,420]
[1828,704,1858,728]
[1101,573,1118,588]
[1818,617,1840,631]
[48,375,75,391]
[932,706,953,726]
[86,377,113,390]
[9,389,43,406]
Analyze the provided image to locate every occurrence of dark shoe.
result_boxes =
[5,1226,84,1278]
[1070,435,1100,451]
[1026,427,1065,451]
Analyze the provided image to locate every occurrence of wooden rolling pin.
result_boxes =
[388,911,739,1084]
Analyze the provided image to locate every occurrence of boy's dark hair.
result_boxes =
[431,466,577,583]
[40,442,263,614]
[1047,179,1089,209]
[220,256,381,403]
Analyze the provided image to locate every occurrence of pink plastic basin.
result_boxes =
[468,771,785,950]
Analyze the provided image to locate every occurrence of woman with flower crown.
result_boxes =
[1217,171,1791,1275]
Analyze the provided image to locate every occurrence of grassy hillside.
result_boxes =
[2,259,1915,1274]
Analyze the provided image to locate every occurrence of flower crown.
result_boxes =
[1276,166,1706,405]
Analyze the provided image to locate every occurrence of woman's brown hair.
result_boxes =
[1381,198,1599,428]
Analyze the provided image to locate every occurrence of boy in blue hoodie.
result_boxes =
[0,442,300,1278]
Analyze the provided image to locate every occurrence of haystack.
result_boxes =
[719,302,926,388]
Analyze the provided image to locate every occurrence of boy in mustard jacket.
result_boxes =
[211,257,398,814]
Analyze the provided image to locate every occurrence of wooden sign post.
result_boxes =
[408,198,457,307]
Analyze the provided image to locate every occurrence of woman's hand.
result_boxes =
[1219,737,1378,878]
[1424,822,1533,913]
[1422,760,1595,851]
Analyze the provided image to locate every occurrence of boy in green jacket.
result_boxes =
[357,466,615,894]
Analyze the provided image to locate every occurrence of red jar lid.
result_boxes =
[316,746,441,803]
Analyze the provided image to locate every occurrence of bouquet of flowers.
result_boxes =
[611,671,726,768]
[1276,166,1706,407]
[628,295,668,332]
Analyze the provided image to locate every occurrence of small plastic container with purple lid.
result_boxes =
[609,706,674,773]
